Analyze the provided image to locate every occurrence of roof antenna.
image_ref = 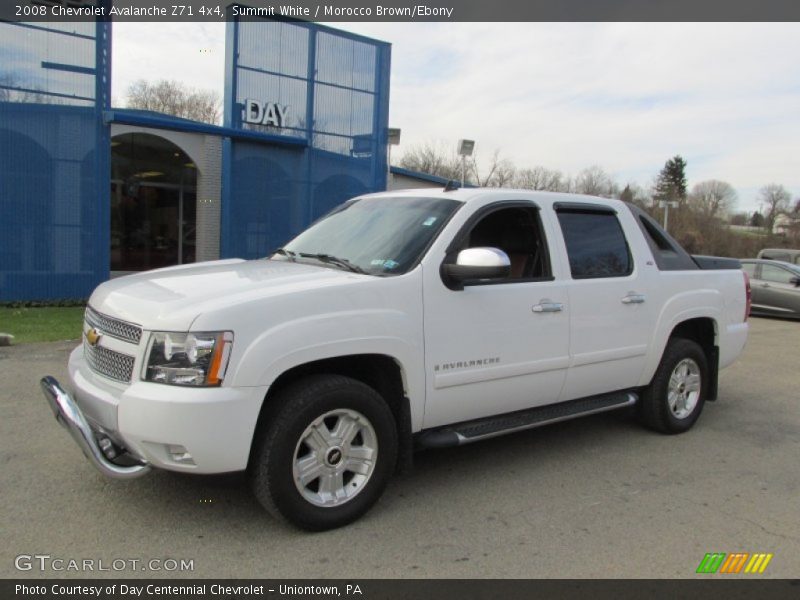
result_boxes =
[444,179,460,192]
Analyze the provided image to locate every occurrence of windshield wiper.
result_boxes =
[298,253,367,274]
[272,248,297,261]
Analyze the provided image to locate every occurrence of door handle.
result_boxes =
[621,292,646,304]
[532,300,564,313]
[759,283,770,288]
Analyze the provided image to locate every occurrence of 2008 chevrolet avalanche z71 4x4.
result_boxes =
[41,189,750,530]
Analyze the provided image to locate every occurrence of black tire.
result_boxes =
[639,338,709,434]
[250,374,397,531]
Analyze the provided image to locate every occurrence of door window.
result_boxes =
[557,211,632,279]
[760,264,796,284]
[460,206,551,280]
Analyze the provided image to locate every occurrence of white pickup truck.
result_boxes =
[42,188,750,530]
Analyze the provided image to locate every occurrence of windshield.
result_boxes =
[277,196,462,275]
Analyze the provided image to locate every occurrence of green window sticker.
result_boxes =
[422,217,438,227]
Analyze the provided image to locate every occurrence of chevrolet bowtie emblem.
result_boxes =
[85,327,102,347]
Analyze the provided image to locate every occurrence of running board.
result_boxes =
[416,391,638,448]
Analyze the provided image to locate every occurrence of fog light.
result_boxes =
[98,436,118,460]
[166,444,195,465]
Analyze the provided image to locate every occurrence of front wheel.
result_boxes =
[250,374,397,530]
[639,338,708,434]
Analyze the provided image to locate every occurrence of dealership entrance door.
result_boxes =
[110,132,197,272]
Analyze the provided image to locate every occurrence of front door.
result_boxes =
[754,262,800,316]
[110,182,196,271]
[422,203,570,428]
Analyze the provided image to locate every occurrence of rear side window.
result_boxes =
[557,211,632,279]
[640,216,677,255]
[625,203,697,270]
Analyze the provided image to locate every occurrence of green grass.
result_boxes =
[0,306,85,344]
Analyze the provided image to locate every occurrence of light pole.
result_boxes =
[658,200,678,232]
[457,139,475,187]
[386,127,400,188]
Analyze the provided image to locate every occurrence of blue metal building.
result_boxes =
[0,13,391,301]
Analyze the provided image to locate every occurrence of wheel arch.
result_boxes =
[248,354,413,473]
[648,316,720,401]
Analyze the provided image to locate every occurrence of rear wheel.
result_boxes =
[250,374,397,530]
[639,338,708,434]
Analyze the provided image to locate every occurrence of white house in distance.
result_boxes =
[773,212,800,236]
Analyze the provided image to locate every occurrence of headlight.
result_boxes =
[145,331,233,386]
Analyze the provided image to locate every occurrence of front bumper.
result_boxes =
[40,376,151,479]
[52,346,268,474]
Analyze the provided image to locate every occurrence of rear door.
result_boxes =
[552,203,659,400]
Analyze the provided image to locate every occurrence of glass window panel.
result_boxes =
[760,264,796,284]
[237,20,308,79]
[557,211,632,279]
[0,23,95,104]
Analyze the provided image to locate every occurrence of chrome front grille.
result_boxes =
[84,340,135,383]
[85,306,142,344]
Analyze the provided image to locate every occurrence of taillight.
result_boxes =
[743,271,751,321]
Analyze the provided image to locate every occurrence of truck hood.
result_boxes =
[89,259,367,331]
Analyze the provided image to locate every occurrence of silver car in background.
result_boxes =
[740,259,800,319]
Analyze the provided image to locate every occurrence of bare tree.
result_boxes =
[397,141,461,181]
[399,143,517,187]
[470,149,502,187]
[125,79,221,124]
[758,183,791,233]
[189,89,222,124]
[689,180,737,220]
[0,73,53,103]
[572,165,618,197]
[481,152,516,187]
[514,166,565,191]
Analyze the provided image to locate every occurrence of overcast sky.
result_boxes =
[112,22,800,213]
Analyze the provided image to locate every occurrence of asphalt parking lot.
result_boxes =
[1,317,798,579]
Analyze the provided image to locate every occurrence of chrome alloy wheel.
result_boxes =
[668,358,701,419]
[292,408,378,507]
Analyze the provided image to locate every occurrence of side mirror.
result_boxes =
[441,247,511,290]
[790,276,800,287]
